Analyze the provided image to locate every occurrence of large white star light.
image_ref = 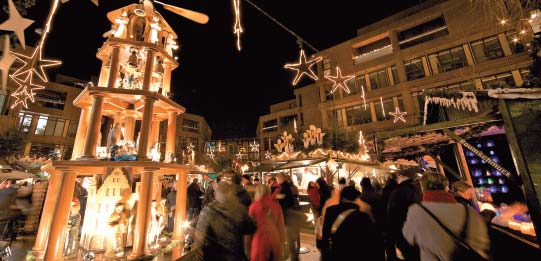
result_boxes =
[11,46,62,83]
[0,0,34,49]
[325,66,355,94]
[236,151,244,160]
[389,107,407,123]
[284,49,322,86]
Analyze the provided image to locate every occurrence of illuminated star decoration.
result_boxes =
[232,0,243,51]
[0,0,34,49]
[187,143,195,153]
[265,151,271,159]
[207,150,215,160]
[325,67,355,94]
[236,151,244,160]
[389,107,407,123]
[0,36,16,92]
[284,49,322,86]
[10,73,45,109]
[8,0,63,109]
[250,141,259,152]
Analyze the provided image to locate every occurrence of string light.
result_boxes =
[0,0,34,49]
[389,106,407,123]
[284,49,322,85]
[233,0,243,51]
[325,67,355,94]
[352,45,392,60]
[499,19,507,25]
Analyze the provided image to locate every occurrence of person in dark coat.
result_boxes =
[193,181,256,261]
[274,172,301,261]
[387,167,423,261]
[360,177,384,229]
[381,175,399,260]
[315,178,331,216]
[187,178,204,224]
[322,186,385,261]
[231,173,252,207]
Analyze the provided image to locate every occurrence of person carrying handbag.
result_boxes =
[403,172,490,261]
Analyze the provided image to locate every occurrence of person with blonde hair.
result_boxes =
[248,184,286,261]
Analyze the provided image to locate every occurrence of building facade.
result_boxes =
[257,0,531,155]
[161,112,212,163]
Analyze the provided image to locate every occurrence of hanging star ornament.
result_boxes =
[250,141,260,152]
[389,107,407,123]
[284,49,322,86]
[325,66,355,94]
[10,72,45,109]
[187,143,195,153]
[236,151,244,160]
[11,46,62,83]
[207,150,215,160]
[0,0,34,49]
[0,36,16,92]
[265,151,271,159]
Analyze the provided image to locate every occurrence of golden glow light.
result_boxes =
[499,19,507,25]
[284,49,322,86]
[233,0,243,51]
[389,106,407,123]
[9,73,45,109]
[325,66,354,94]
[0,0,34,49]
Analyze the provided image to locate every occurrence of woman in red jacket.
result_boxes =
[248,184,286,261]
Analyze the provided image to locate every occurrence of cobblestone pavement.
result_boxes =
[299,232,320,261]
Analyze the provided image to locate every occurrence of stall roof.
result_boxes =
[273,158,327,171]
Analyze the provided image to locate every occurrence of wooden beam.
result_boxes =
[375,115,501,139]
[419,146,461,181]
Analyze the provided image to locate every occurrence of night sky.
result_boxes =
[4,0,421,139]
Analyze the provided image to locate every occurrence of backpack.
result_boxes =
[417,203,488,261]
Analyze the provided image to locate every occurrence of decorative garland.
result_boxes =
[423,91,479,125]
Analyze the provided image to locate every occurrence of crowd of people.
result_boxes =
[0,179,34,241]
[178,168,492,261]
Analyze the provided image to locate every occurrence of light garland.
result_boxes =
[284,49,322,86]
[389,106,407,123]
[233,0,243,51]
[352,44,392,60]
[425,92,479,112]
[325,67,354,94]
[0,0,34,49]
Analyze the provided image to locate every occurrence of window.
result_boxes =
[343,76,360,97]
[506,31,525,54]
[397,96,405,111]
[182,119,199,133]
[374,98,395,121]
[34,90,67,110]
[391,66,400,84]
[323,59,332,76]
[263,119,278,133]
[405,58,425,80]
[428,46,467,73]
[336,109,343,126]
[481,72,515,88]
[471,36,504,63]
[398,16,449,49]
[67,121,78,137]
[326,88,339,101]
[280,115,297,127]
[35,116,48,135]
[0,92,7,114]
[357,75,367,91]
[345,105,372,126]
[29,143,57,157]
[19,112,33,134]
[369,69,390,90]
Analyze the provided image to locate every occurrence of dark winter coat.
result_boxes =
[193,198,256,261]
[235,184,252,207]
[188,182,204,209]
[322,202,385,261]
